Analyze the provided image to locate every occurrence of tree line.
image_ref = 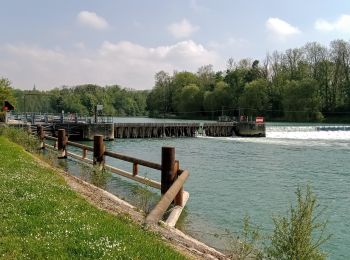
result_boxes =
[5,84,149,117]
[147,39,350,122]
[2,39,350,122]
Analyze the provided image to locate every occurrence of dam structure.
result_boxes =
[7,113,266,140]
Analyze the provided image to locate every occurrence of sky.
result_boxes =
[1,0,350,90]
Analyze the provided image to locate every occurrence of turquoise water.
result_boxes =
[66,121,350,259]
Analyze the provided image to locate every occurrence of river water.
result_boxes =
[65,119,350,259]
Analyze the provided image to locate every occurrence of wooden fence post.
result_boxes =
[161,147,176,195]
[57,129,67,158]
[93,135,105,168]
[133,163,138,176]
[37,125,45,149]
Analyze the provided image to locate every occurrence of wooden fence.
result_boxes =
[36,125,189,226]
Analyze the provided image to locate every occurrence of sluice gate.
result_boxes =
[114,122,242,138]
[114,123,200,138]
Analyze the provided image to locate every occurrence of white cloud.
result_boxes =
[314,19,334,32]
[5,44,65,62]
[266,17,301,40]
[77,11,109,30]
[315,14,350,34]
[0,41,220,90]
[168,19,199,39]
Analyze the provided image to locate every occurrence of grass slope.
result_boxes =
[0,137,186,259]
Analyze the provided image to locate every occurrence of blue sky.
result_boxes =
[1,0,350,90]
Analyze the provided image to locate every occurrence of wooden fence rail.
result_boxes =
[146,170,189,225]
[37,127,189,226]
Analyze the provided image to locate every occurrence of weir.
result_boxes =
[7,113,266,140]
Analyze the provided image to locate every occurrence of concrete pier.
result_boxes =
[236,122,266,137]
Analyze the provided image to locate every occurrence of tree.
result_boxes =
[213,81,232,111]
[304,42,331,111]
[171,71,199,113]
[0,78,15,107]
[197,65,216,91]
[203,91,216,119]
[329,39,350,110]
[238,79,269,116]
[244,60,262,83]
[282,48,307,80]
[176,84,203,117]
[224,68,247,108]
[154,71,172,113]
[282,79,323,122]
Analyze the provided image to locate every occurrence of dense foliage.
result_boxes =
[147,40,350,122]
[11,84,149,116]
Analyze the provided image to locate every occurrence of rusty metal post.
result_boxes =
[57,129,67,158]
[93,135,105,167]
[174,160,183,206]
[37,125,45,149]
[161,147,176,195]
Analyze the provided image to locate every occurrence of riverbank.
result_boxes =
[0,135,228,259]
[0,136,188,259]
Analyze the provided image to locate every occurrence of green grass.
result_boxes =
[0,136,186,259]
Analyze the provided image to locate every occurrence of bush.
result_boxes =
[229,186,331,260]
[228,216,263,260]
[266,186,331,260]
[0,127,39,152]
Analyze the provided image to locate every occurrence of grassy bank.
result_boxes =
[0,136,186,259]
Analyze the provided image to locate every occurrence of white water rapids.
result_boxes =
[266,125,350,140]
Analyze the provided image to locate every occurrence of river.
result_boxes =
[64,119,350,259]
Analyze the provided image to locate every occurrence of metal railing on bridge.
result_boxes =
[8,112,113,124]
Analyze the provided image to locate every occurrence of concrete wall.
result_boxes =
[81,123,114,140]
[236,122,266,137]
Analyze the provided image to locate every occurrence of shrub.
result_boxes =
[228,216,263,260]
[229,186,331,260]
[266,186,331,260]
[0,127,39,152]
